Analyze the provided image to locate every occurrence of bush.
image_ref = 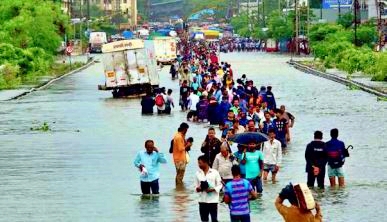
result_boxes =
[309,23,343,44]
[336,47,376,74]
[0,63,21,89]
[337,12,354,29]
[356,25,377,48]
[371,52,387,81]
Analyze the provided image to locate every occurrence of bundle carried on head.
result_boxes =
[280,183,316,211]
[293,183,316,211]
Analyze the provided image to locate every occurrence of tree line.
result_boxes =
[0,0,72,89]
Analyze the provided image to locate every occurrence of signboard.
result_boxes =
[102,39,145,53]
[323,0,353,9]
[65,46,73,55]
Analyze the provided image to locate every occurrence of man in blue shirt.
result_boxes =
[134,140,167,194]
[213,85,223,104]
[224,165,257,222]
[266,86,276,111]
[273,109,288,149]
[326,128,346,188]
[260,111,275,134]
[219,96,232,121]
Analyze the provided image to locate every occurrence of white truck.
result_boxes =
[153,37,177,64]
[89,32,107,53]
[98,39,159,98]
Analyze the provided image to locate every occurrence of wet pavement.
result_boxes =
[0,52,386,222]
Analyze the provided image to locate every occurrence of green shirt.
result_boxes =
[245,150,264,179]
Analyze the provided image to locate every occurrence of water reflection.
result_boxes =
[173,185,190,222]
[137,195,161,222]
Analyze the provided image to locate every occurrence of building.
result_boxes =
[240,1,259,14]
[61,0,137,25]
[61,0,71,15]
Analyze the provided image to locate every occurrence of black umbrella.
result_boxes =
[228,132,269,145]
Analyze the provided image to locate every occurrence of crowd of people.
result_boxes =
[136,39,349,222]
[133,121,349,222]
[219,38,266,53]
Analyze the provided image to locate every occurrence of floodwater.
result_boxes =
[0,52,386,222]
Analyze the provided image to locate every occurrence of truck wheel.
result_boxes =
[112,90,119,98]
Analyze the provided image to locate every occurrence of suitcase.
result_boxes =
[293,183,315,210]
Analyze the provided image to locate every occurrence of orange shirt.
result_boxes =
[173,132,186,163]
[275,197,322,222]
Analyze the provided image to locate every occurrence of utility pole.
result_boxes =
[338,0,341,18]
[295,0,299,55]
[354,0,360,46]
[87,0,90,20]
[279,0,281,12]
[307,0,310,37]
[320,0,323,19]
[237,0,241,14]
[377,0,383,51]
[262,0,265,26]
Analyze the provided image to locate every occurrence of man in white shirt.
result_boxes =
[187,90,200,121]
[195,155,223,222]
[262,128,282,183]
[213,143,237,184]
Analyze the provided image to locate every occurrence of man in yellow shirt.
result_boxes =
[216,67,224,79]
[275,184,323,222]
[173,122,192,185]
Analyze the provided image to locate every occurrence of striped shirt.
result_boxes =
[224,178,253,215]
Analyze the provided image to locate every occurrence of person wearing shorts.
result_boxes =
[262,129,282,183]
[328,166,344,178]
[326,128,346,187]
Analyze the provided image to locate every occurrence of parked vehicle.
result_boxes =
[153,37,177,65]
[98,39,159,98]
[89,32,107,53]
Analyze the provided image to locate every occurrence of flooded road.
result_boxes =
[0,52,386,222]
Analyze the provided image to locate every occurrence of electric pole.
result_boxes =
[354,0,360,46]
[295,0,299,55]
[262,0,265,26]
[87,0,90,20]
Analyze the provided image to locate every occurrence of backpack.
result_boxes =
[169,139,174,154]
[155,94,165,106]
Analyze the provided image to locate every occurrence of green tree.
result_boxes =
[356,25,377,48]
[0,0,70,54]
[308,23,343,44]
[337,12,354,29]
[267,11,293,40]
[0,0,71,89]
[230,13,249,34]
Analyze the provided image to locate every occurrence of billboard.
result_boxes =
[323,0,353,9]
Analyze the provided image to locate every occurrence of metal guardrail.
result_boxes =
[289,60,387,99]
